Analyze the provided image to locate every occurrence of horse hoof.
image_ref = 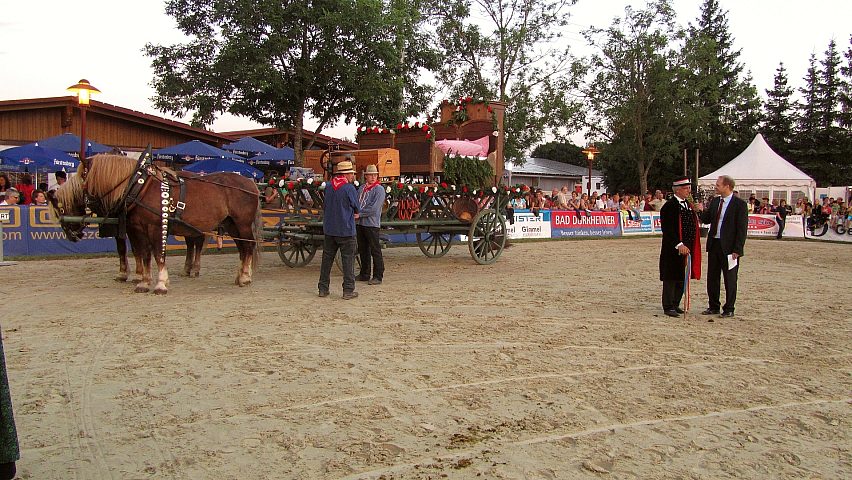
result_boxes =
[134,286,150,293]
[154,288,168,295]
[191,272,200,278]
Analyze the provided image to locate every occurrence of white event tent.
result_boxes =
[698,133,816,203]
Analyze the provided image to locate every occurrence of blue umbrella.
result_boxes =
[248,146,295,167]
[0,144,79,171]
[153,140,245,163]
[36,133,112,158]
[182,158,263,179]
[222,137,277,157]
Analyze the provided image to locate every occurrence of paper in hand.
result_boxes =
[727,254,738,270]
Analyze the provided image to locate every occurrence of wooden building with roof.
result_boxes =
[0,96,356,154]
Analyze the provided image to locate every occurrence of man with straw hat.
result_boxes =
[355,164,385,285]
[318,159,360,300]
[659,176,701,318]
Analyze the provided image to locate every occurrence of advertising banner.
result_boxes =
[507,209,551,239]
[621,212,659,235]
[550,211,621,238]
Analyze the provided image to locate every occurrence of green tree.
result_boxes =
[840,35,852,129]
[762,62,796,155]
[582,0,681,194]
[793,45,851,186]
[430,0,582,163]
[679,0,748,174]
[530,141,585,166]
[145,0,437,166]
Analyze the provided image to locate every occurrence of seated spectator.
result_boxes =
[530,189,546,216]
[579,193,593,217]
[15,173,35,205]
[650,190,665,211]
[0,188,19,206]
[543,194,554,209]
[623,194,642,221]
[595,193,609,210]
[794,197,805,215]
[0,174,9,195]
[49,170,67,193]
[510,195,527,209]
[555,186,571,209]
[590,191,600,209]
[607,193,620,212]
[30,189,48,206]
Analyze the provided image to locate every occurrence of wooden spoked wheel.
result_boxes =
[277,238,317,267]
[416,231,453,257]
[467,209,507,265]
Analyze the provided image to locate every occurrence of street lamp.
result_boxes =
[67,79,101,161]
[582,145,600,196]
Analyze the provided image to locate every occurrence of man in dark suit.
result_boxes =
[697,175,749,318]
[659,177,701,317]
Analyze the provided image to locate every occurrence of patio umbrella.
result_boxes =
[153,140,245,163]
[248,146,295,167]
[182,157,263,179]
[222,137,277,157]
[35,133,112,158]
[0,144,79,171]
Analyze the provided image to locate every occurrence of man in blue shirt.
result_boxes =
[355,164,385,285]
[318,160,360,299]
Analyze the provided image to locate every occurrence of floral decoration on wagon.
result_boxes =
[357,122,435,140]
[440,97,497,129]
[277,176,319,193]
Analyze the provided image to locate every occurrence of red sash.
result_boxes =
[678,211,702,280]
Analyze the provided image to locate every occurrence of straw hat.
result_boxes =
[334,161,356,174]
[364,164,379,175]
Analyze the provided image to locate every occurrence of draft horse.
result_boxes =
[79,154,263,294]
[47,173,207,282]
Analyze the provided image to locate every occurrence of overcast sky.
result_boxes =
[2,0,850,142]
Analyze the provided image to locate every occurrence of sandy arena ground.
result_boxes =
[4,237,851,479]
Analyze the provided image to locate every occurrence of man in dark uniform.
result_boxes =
[659,177,701,317]
[697,175,748,318]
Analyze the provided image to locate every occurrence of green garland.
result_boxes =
[443,154,494,191]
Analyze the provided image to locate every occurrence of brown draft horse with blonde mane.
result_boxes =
[79,154,263,294]
[47,173,207,282]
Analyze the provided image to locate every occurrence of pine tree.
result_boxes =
[680,0,748,174]
[762,62,796,155]
[816,39,842,129]
[838,35,852,129]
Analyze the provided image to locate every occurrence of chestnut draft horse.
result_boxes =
[47,173,207,282]
[79,154,263,294]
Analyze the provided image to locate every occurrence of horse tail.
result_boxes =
[252,197,263,270]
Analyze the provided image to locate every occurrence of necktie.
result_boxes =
[715,198,724,232]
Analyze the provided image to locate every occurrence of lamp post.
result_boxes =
[66,79,101,161]
[582,145,600,197]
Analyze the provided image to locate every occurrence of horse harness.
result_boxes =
[86,161,198,262]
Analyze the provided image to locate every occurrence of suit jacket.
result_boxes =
[659,197,700,281]
[700,195,748,256]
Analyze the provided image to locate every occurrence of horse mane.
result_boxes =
[47,172,86,223]
[85,154,137,210]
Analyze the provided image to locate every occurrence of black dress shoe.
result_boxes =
[664,309,680,317]
[720,311,735,318]
[355,275,370,282]
[674,307,685,314]
[701,308,720,315]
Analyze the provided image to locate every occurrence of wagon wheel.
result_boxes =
[468,209,507,265]
[277,237,317,267]
[417,231,453,257]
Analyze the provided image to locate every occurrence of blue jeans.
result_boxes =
[318,235,356,294]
